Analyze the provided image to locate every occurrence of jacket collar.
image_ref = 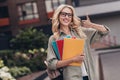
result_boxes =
[59,27,74,35]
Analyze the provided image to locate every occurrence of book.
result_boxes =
[52,41,60,59]
[62,38,85,66]
[51,36,71,59]
[56,39,64,60]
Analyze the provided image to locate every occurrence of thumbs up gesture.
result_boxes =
[81,15,93,28]
[82,15,107,32]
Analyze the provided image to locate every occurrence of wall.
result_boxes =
[92,14,120,45]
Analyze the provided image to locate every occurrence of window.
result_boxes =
[0,6,9,26]
[72,0,80,7]
[0,0,7,3]
[18,2,39,21]
[0,6,9,18]
[45,0,66,18]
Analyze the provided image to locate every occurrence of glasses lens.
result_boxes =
[60,12,72,18]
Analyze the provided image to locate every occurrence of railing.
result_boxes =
[19,19,40,25]
[0,18,10,27]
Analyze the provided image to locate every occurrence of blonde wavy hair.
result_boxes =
[52,4,86,39]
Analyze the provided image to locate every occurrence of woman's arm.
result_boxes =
[81,15,110,44]
[82,15,108,32]
[56,54,84,68]
[47,35,84,69]
[86,23,107,32]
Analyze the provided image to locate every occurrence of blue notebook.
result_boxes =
[52,41,60,60]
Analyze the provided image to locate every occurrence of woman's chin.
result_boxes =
[62,23,70,26]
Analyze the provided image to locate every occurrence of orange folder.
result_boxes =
[62,38,85,66]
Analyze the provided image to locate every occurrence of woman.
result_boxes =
[47,4,110,80]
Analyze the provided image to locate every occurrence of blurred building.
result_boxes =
[0,0,71,36]
[0,0,120,48]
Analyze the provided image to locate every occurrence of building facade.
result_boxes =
[0,0,72,35]
[0,0,120,46]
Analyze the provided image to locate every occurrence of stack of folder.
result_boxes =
[52,37,85,66]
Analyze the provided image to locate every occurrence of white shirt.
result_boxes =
[81,62,88,76]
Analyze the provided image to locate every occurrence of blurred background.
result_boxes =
[0,0,120,80]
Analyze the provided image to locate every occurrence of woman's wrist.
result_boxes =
[57,58,75,68]
[89,23,103,28]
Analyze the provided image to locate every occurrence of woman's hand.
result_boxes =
[81,15,93,28]
[72,54,85,63]
[56,53,85,68]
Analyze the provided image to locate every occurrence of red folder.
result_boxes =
[56,39,64,60]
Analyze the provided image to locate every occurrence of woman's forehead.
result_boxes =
[61,7,72,13]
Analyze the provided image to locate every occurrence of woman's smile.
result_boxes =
[59,8,72,26]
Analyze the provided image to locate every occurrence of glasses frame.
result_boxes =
[59,12,73,18]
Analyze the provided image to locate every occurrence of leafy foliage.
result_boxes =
[0,27,49,78]
[0,59,16,80]
[10,27,48,52]
[9,66,31,78]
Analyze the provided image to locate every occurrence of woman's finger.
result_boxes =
[86,14,90,21]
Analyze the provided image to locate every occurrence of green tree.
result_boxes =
[10,27,48,52]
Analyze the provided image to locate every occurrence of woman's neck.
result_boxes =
[60,26,71,35]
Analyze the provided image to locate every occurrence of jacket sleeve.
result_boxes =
[46,35,58,70]
[82,26,110,45]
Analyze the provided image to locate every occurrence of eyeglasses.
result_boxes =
[60,12,73,18]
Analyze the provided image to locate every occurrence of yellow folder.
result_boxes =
[62,38,85,66]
